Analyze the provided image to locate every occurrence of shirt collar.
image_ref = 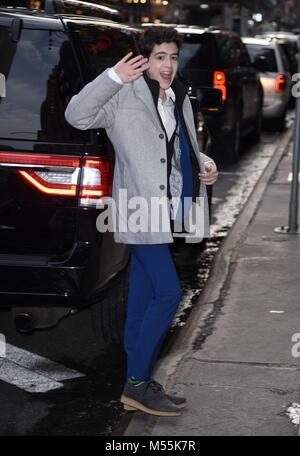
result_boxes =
[142,73,187,108]
[159,87,176,106]
[166,87,176,101]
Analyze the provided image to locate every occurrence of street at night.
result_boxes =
[1,0,300,440]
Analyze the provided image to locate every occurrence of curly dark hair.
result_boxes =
[138,26,182,58]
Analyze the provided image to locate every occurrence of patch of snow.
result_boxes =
[286,402,300,425]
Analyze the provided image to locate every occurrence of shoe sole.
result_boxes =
[124,401,188,411]
[121,395,181,417]
[171,401,188,409]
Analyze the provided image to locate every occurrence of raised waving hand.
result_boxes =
[113,52,150,83]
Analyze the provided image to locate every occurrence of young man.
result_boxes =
[65,27,218,417]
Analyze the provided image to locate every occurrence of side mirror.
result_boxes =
[195,87,223,113]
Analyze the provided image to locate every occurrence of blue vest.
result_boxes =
[172,109,193,222]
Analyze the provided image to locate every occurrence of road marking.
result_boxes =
[0,343,85,393]
[0,358,63,393]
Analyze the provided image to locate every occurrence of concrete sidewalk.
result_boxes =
[124,126,300,436]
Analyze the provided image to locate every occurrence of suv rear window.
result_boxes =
[0,25,88,143]
[68,23,137,80]
[214,33,237,68]
[245,44,278,72]
[179,33,216,71]
[278,43,293,71]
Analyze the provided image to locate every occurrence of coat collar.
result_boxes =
[133,73,188,130]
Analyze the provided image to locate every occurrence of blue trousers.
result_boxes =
[124,244,182,381]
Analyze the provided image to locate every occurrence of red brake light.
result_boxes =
[275,74,286,93]
[19,169,78,196]
[79,157,113,205]
[0,153,80,168]
[0,152,113,206]
[214,71,227,101]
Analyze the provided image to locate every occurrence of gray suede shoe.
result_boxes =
[121,380,182,417]
[149,379,188,409]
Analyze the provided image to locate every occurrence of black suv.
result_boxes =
[0,4,141,341]
[143,24,264,164]
[0,4,221,340]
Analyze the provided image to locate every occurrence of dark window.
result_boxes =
[214,34,236,68]
[68,23,137,80]
[179,33,216,71]
[278,45,289,71]
[278,42,295,72]
[234,37,251,66]
[245,44,278,72]
[0,25,89,143]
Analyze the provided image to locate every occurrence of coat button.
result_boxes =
[159,133,164,139]
[160,158,166,163]
[159,184,165,190]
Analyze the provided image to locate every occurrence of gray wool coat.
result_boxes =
[64,68,215,244]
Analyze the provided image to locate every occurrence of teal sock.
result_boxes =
[128,376,144,386]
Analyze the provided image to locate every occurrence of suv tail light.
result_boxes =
[275,74,287,93]
[214,71,227,101]
[79,157,113,206]
[0,152,113,207]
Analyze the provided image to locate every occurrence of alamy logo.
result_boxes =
[0,333,6,357]
[292,73,300,98]
[291,333,300,358]
[0,73,6,97]
[95,190,205,242]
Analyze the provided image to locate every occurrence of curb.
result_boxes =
[122,126,293,436]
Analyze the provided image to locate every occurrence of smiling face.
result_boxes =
[146,42,179,101]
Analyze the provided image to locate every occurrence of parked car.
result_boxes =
[0,5,221,339]
[259,32,300,54]
[142,24,264,164]
[242,37,292,130]
[256,33,299,106]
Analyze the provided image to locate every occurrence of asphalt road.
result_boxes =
[0,116,294,435]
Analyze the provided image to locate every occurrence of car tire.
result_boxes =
[91,266,129,346]
[249,108,262,144]
[206,183,213,223]
[225,116,241,164]
[273,110,287,132]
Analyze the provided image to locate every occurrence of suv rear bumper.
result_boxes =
[0,263,85,304]
[0,266,127,307]
[0,235,130,307]
[263,97,289,119]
